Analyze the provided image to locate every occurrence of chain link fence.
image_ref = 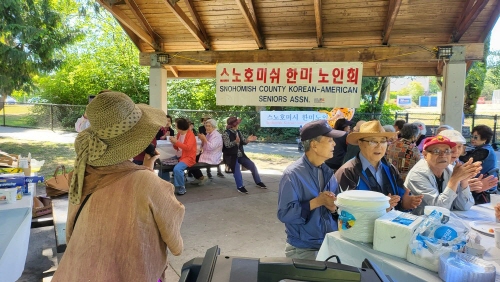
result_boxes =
[1,103,499,145]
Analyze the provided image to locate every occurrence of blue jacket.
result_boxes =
[277,155,338,249]
[335,154,407,211]
[477,144,498,178]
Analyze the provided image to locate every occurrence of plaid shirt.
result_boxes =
[385,138,421,181]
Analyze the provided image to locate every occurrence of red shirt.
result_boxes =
[173,131,197,166]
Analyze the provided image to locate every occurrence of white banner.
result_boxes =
[260,111,328,127]
[396,96,412,106]
[216,62,363,108]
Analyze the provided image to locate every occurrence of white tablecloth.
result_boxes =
[0,195,33,282]
[317,204,500,282]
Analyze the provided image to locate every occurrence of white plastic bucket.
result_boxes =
[335,190,390,243]
[0,187,17,204]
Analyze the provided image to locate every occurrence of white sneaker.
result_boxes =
[198,177,208,186]
[190,179,201,184]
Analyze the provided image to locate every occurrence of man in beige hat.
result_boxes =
[335,120,423,211]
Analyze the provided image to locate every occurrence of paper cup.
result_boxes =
[491,194,500,206]
[495,228,500,249]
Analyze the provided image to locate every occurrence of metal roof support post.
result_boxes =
[149,54,169,114]
[440,46,466,133]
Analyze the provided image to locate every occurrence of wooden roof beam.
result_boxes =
[98,0,156,49]
[124,0,161,51]
[235,0,265,49]
[116,20,144,52]
[139,44,484,66]
[184,0,209,43]
[451,0,489,42]
[382,0,402,45]
[479,1,500,42]
[163,0,210,50]
[314,0,323,47]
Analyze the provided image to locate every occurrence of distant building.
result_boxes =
[493,90,500,104]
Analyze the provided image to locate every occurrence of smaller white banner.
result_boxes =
[397,96,412,106]
[260,111,328,128]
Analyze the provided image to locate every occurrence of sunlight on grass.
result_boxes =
[2,104,33,115]
[0,137,76,177]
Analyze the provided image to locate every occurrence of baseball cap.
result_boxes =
[422,135,457,151]
[300,120,345,141]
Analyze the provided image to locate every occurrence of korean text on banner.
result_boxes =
[216,62,363,108]
[260,111,328,128]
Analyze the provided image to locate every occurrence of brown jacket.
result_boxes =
[53,162,185,282]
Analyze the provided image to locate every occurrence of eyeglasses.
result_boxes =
[471,135,481,140]
[359,139,388,147]
[426,149,452,156]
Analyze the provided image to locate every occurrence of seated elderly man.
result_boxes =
[405,135,481,215]
[335,120,423,211]
[190,119,223,185]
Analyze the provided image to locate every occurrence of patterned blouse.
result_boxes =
[385,138,421,181]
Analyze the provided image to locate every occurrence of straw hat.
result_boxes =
[346,120,397,145]
[70,91,166,204]
[200,114,212,122]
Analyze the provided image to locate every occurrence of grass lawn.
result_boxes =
[0,137,294,195]
[0,137,76,195]
[1,104,35,127]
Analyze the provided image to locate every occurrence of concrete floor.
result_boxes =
[21,168,289,282]
[0,126,303,282]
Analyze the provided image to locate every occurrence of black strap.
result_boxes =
[435,175,445,194]
[74,194,92,228]
[365,168,383,193]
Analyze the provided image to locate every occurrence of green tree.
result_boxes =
[37,5,149,105]
[429,76,441,94]
[398,81,425,104]
[463,35,490,114]
[0,0,78,108]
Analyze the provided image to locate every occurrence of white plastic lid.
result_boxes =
[424,206,451,217]
[337,190,389,202]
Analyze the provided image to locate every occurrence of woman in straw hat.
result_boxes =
[335,120,423,212]
[53,91,185,282]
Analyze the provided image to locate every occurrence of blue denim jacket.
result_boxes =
[277,155,338,249]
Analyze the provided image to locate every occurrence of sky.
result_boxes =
[491,20,500,51]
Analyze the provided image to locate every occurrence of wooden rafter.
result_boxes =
[163,0,210,50]
[479,1,500,42]
[382,0,402,45]
[451,0,489,42]
[169,66,179,77]
[184,0,209,43]
[314,0,323,47]
[235,0,265,49]
[98,0,156,49]
[124,0,161,51]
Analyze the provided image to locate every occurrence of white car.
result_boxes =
[5,96,16,104]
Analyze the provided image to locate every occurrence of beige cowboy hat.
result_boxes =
[70,91,166,204]
[346,120,397,145]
